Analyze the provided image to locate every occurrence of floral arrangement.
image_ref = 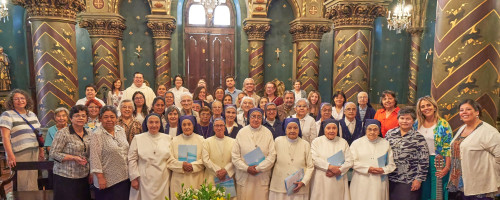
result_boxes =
[166,180,231,200]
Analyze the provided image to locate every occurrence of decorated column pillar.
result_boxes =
[431,0,499,130]
[243,18,271,95]
[13,0,85,126]
[146,15,176,89]
[406,28,424,106]
[324,1,389,101]
[289,19,331,93]
[80,14,126,99]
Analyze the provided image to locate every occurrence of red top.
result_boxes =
[374,107,400,137]
[271,96,284,106]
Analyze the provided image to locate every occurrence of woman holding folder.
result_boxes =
[310,119,353,200]
[169,115,205,199]
[231,108,277,200]
[269,118,314,200]
[350,119,396,200]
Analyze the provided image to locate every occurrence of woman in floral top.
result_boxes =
[386,107,429,200]
[447,99,500,200]
[414,96,453,200]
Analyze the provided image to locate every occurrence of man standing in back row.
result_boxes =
[225,75,241,104]
[122,72,156,108]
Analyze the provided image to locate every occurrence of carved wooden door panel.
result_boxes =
[208,33,234,92]
[185,33,209,91]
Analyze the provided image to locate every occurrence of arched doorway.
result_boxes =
[184,0,235,92]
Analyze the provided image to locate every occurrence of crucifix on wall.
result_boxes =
[275,48,281,63]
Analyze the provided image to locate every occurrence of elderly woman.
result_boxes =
[193,100,202,113]
[169,75,190,108]
[180,92,200,122]
[310,119,353,200]
[385,107,429,200]
[85,98,103,131]
[232,108,277,199]
[315,103,333,136]
[165,105,180,138]
[263,102,284,139]
[76,84,106,106]
[291,98,317,143]
[169,115,205,199]
[331,91,346,120]
[45,107,69,151]
[339,102,364,146]
[165,91,175,108]
[269,118,314,200]
[107,79,123,108]
[50,105,91,200]
[132,91,148,124]
[0,89,43,191]
[224,105,242,138]
[447,99,500,199]
[350,119,396,200]
[142,97,166,131]
[356,91,376,122]
[202,118,235,188]
[307,90,321,119]
[117,99,142,144]
[414,96,453,200]
[213,87,225,103]
[237,96,255,126]
[90,106,130,200]
[374,90,400,137]
[128,113,174,200]
[199,107,214,138]
[211,100,224,121]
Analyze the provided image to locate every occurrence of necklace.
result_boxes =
[287,139,297,162]
[146,134,160,154]
[200,126,209,138]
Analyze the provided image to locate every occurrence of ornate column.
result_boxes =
[146,15,176,89]
[80,13,126,99]
[13,0,85,127]
[431,0,499,130]
[289,18,331,93]
[325,1,389,101]
[243,18,271,95]
[406,0,428,106]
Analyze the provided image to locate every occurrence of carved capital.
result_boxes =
[13,0,85,19]
[289,19,331,41]
[325,3,387,28]
[243,18,271,41]
[407,27,424,36]
[79,14,126,39]
[146,15,177,39]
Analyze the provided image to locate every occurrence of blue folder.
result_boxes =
[327,150,345,180]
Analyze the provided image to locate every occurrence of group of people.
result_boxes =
[0,73,499,200]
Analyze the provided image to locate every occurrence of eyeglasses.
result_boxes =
[73,114,87,119]
[250,115,262,119]
[13,97,26,102]
[121,106,134,110]
[266,108,277,111]
[214,124,225,127]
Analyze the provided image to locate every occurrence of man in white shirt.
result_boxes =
[340,102,363,145]
[75,84,106,106]
[242,78,260,104]
[224,75,241,104]
[121,72,156,108]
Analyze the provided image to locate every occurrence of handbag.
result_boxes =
[13,110,44,147]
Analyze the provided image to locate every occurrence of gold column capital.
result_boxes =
[146,15,177,39]
[79,13,126,39]
[13,0,86,20]
[407,27,424,36]
[243,18,271,41]
[324,0,390,29]
[289,18,331,42]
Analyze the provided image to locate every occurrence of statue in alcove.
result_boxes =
[0,46,11,91]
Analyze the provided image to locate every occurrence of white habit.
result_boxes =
[291,114,317,143]
[310,136,353,200]
[231,125,277,200]
[349,136,396,200]
[202,135,235,185]
[128,132,174,200]
[122,83,156,108]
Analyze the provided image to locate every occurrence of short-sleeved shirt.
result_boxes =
[50,126,90,179]
[225,88,242,104]
[0,110,39,152]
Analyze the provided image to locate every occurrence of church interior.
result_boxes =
[0,0,498,132]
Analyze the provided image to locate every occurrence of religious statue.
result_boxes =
[0,46,11,91]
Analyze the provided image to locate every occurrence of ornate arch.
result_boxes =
[266,0,299,18]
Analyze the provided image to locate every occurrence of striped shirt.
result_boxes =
[0,110,40,152]
[49,125,90,179]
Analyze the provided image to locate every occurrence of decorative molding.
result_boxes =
[13,0,85,19]
[243,23,270,40]
[407,27,424,36]
[145,15,176,39]
[289,22,331,41]
[79,15,126,39]
[325,3,387,28]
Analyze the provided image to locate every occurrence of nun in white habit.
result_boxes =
[310,119,353,200]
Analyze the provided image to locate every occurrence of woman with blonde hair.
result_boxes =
[414,96,453,200]
[307,90,321,120]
